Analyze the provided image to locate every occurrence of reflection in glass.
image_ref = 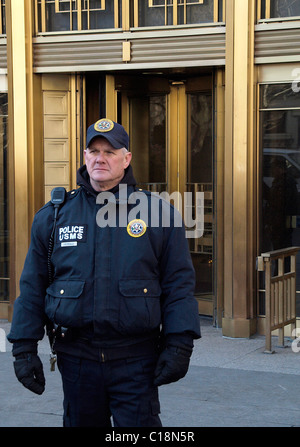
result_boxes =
[148,97,167,185]
[270,0,300,18]
[44,0,71,31]
[187,92,213,296]
[82,0,115,30]
[37,0,116,32]
[0,93,8,301]
[260,84,300,110]
[129,95,166,192]
[187,92,212,183]
[137,1,172,27]
[260,85,300,316]
[137,0,215,27]
[261,110,300,252]
[177,0,214,25]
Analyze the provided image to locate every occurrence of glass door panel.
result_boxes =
[121,75,215,315]
[129,95,167,193]
[259,83,300,316]
[186,91,214,298]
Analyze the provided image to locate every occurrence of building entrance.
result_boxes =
[111,74,215,316]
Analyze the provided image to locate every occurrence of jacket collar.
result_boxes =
[77,164,137,198]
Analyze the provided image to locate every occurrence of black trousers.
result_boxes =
[57,352,162,427]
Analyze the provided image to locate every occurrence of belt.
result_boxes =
[74,337,159,362]
[52,324,160,362]
[82,337,158,362]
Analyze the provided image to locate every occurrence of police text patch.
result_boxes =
[57,224,87,246]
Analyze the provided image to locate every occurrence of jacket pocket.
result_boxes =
[45,279,85,328]
[118,279,161,335]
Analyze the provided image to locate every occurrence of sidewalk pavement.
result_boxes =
[0,317,300,428]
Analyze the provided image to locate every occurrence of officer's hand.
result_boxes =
[154,345,192,386]
[13,353,45,395]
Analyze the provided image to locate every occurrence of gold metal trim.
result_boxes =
[122,0,129,30]
[213,0,218,22]
[106,75,117,121]
[70,74,77,189]
[41,0,46,32]
[115,0,120,29]
[122,41,131,61]
[77,0,82,31]
[168,82,187,200]
[222,0,257,337]
[265,0,270,19]
[6,0,38,318]
[257,0,261,21]
[134,0,138,27]
[173,0,178,26]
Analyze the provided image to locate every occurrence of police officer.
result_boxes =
[8,119,201,427]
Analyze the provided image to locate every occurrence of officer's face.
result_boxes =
[84,137,132,191]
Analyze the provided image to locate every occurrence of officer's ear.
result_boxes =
[124,150,132,169]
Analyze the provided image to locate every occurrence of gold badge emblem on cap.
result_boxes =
[127,219,147,238]
[94,118,114,133]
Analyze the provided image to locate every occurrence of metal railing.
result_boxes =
[257,247,299,353]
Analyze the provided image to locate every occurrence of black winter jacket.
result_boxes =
[8,165,200,357]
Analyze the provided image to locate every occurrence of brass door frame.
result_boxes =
[168,81,187,200]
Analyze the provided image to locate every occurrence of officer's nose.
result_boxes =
[95,151,105,163]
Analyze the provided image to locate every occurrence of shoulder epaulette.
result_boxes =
[67,188,80,199]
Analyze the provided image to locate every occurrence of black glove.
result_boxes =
[13,341,45,395]
[154,334,193,386]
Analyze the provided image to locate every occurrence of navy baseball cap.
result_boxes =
[86,118,129,150]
